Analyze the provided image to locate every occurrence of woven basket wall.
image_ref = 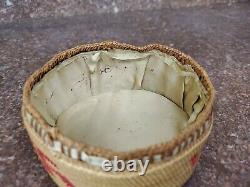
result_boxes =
[22,41,215,187]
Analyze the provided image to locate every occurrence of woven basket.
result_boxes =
[22,41,215,187]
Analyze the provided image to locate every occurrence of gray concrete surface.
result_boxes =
[0,0,248,23]
[0,1,249,187]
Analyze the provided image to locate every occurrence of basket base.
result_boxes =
[57,89,188,151]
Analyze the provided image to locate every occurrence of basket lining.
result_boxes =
[30,49,208,151]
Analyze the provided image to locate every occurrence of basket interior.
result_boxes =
[30,49,207,151]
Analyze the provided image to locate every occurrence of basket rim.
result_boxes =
[22,41,215,160]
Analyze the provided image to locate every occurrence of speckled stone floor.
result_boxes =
[0,2,249,187]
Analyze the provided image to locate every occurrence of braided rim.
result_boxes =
[22,41,215,160]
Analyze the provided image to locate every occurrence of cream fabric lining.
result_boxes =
[31,49,207,136]
[56,89,189,151]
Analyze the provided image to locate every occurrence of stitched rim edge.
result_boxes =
[22,41,215,160]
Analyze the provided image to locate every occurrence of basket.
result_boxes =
[22,41,215,187]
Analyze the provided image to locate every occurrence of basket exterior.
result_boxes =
[22,107,213,187]
[21,41,215,187]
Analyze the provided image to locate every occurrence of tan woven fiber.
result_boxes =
[23,108,213,187]
[22,41,215,161]
[22,41,215,187]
